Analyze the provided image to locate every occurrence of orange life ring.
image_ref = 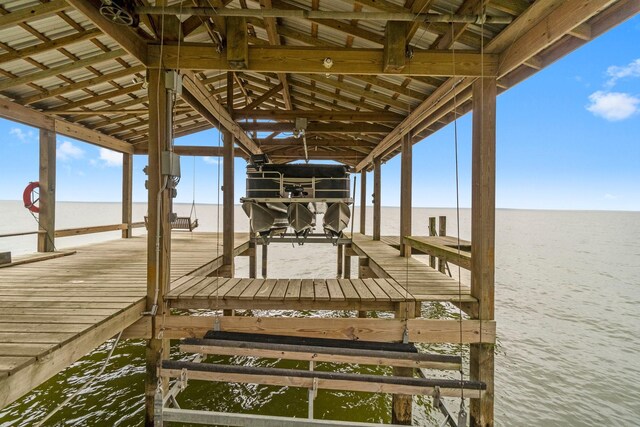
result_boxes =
[23,182,40,213]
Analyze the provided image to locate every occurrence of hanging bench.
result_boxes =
[144,216,199,231]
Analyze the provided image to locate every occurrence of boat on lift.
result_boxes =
[240,155,352,241]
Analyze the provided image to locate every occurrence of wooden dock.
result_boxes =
[0,233,249,409]
[350,233,475,304]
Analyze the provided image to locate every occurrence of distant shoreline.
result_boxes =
[1,199,638,213]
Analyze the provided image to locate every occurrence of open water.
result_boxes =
[0,201,638,426]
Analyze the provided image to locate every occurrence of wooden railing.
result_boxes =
[0,222,145,239]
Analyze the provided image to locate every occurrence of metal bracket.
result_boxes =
[311,377,318,400]
[153,384,164,426]
[458,401,468,427]
[402,323,409,344]
[214,316,221,332]
[180,368,188,392]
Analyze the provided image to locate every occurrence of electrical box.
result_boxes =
[161,151,181,178]
[165,70,182,95]
[294,117,308,131]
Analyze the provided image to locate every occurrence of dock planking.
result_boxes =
[167,277,414,311]
[0,232,249,409]
[350,233,476,304]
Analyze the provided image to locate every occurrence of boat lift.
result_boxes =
[241,155,354,246]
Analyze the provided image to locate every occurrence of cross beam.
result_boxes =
[148,45,497,77]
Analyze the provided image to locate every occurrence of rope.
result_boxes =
[449,10,467,423]
[35,331,123,427]
[189,156,198,221]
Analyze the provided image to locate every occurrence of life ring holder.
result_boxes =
[23,181,40,213]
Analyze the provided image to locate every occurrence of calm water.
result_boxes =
[0,201,638,426]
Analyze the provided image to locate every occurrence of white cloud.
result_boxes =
[10,127,35,144]
[604,193,618,200]
[605,58,640,87]
[203,156,220,165]
[586,91,640,121]
[57,140,84,161]
[98,148,122,167]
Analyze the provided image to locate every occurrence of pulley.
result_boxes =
[99,0,139,27]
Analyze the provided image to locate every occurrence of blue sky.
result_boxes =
[1,15,638,211]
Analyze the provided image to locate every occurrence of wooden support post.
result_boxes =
[373,159,381,241]
[122,152,133,238]
[357,257,367,317]
[344,254,351,279]
[383,21,408,73]
[226,16,248,69]
[470,77,496,427]
[221,72,235,278]
[337,244,343,278]
[38,129,56,253]
[359,170,367,235]
[399,134,412,257]
[249,241,257,279]
[392,302,415,425]
[428,217,436,268]
[438,216,447,273]
[261,244,268,279]
[145,68,173,426]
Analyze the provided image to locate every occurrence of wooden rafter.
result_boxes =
[181,71,262,155]
[65,0,148,65]
[233,110,404,122]
[260,0,293,110]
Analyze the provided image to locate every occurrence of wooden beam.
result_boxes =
[122,153,133,238]
[355,0,610,172]
[145,67,172,426]
[393,302,414,424]
[0,0,68,31]
[373,159,381,241]
[470,77,496,427]
[238,82,283,111]
[0,49,125,92]
[355,77,473,171]
[0,97,132,153]
[260,0,293,110]
[181,71,261,155]
[148,45,498,77]
[360,171,367,235]
[222,72,235,277]
[0,97,54,131]
[259,138,375,148]
[498,0,617,77]
[235,109,404,122]
[66,0,148,65]
[226,16,248,69]
[54,120,133,154]
[384,21,408,73]
[240,122,391,133]
[124,316,496,343]
[38,129,56,253]
[169,146,238,157]
[399,134,412,257]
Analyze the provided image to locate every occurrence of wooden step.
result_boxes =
[161,360,485,398]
